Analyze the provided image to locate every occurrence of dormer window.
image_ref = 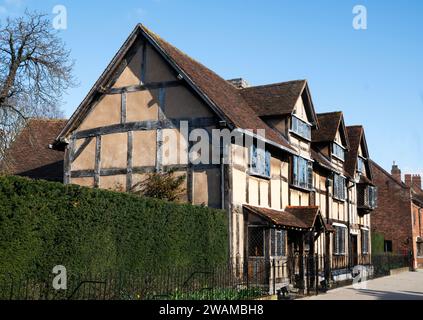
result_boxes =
[291,115,311,141]
[332,143,345,161]
[357,156,365,174]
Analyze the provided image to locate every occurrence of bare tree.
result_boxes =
[0,10,75,171]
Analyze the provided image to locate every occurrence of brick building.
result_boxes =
[0,119,66,182]
[370,161,423,269]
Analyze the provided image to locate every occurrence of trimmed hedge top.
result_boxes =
[0,176,228,278]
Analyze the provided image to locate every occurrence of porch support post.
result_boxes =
[298,233,305,293]
[324,232,331,288]
[308,231,315,294]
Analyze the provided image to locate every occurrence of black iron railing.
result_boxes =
[0,254,411,300]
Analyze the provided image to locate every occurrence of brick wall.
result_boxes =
[370,161,413,255]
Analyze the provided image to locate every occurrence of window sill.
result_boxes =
[290,184,314,193]
[333,197,346,203]
[248,171,271,180]
[288,130,311,142]
[332,154,345,162]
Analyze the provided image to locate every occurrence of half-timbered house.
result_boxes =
[52,24,377,292]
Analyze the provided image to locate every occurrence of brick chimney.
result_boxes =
[391,162,402,183]
[227,78,250,89]
[412,175,422,190]
[405,174,412,187]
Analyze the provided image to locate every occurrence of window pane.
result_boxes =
[276,231,282,256]
[250,145,270,177]
[291,116,311,140]
[333,174,346,200]
[292,156,312,189]
[358,157,365,173]
[249,227,264,257]
[333,143,345,161]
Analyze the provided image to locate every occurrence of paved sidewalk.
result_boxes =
[301,271,423,300]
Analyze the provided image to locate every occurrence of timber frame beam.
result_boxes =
[100,80,182,95]
[71,164,220,179]
[72,117,218,140]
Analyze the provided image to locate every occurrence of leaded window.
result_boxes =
[292,156,313,190]
[333,225,346,255]
[291,115,311,140]
[333,174,346,200]
[270,229,287,257]
[332,143,345,161]
[362,229,369,254]
[250,144,271,178]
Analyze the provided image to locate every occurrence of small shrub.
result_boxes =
[130,169,186,202]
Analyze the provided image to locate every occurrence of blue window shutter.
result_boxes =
[250,144,257,173]
[307,161,313,189]
[265,151,271,177]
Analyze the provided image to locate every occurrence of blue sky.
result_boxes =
[1,0,422,176]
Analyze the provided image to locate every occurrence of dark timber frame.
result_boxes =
[72,118,218,140]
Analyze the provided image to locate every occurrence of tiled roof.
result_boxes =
[412,188,423,206]
[285,206,322,228]
[240,80,307,117]
[142,26,296,152]
[358,174,375,186]
[244,205,330,232]
[369,160,408,188]
[1,119,66,182]
[345,126,364,177]
[244,205,310,230]
[312,112,345,144]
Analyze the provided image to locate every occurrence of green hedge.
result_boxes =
[0,176,228,279]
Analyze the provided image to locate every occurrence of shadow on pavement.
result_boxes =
[345,288,423,300]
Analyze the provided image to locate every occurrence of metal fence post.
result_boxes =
[272,259,276,295]
[315,254,319,296]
